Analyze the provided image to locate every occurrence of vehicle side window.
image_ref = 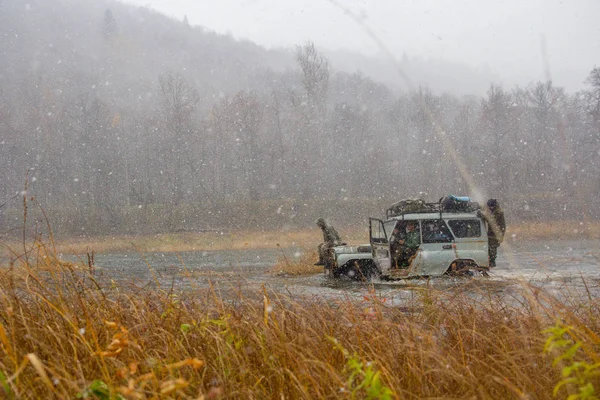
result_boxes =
[422,219,453,243]
[384,221,397,238]
[448,219,481,238]
[391,221,421,243]
[370,220,388,243]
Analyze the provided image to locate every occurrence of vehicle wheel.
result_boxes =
[348,260,378,281]
[446,260,479,277]
[331,268,344,279]
[330,263,348,279]
[346,264,361,280]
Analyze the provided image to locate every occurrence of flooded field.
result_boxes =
[71,239,600,305]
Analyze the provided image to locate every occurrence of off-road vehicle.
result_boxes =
[323,196,490,280]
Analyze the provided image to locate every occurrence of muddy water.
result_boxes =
[74,239,600,305]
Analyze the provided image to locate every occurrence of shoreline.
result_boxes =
[52,221,600,254]
[2,221,598,255]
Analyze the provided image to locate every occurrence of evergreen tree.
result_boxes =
[102,9,117,42]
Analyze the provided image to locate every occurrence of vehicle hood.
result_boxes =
[333,244,372,254]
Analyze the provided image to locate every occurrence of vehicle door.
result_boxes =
[446,218,488,267]
[369,218,392,274]
[410,219,455,276]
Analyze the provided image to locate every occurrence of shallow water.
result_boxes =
[68,239,600,304]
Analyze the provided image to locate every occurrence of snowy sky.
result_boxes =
[121,0,600,89]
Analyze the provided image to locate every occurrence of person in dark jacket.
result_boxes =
[480,199,506,267]
[391,221,420,268]
[315,218,342,266]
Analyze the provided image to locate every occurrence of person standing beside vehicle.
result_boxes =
[315,218,342,266]
[480,199,506,267]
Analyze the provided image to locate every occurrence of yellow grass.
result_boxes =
[22,221,596,255]
[507,221,600,240]
[35,227,366,254]
[270,248,323,276]
[1,234,599,399]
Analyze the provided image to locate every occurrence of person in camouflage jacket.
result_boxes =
[480,199,506,267]
[315,218,342,266]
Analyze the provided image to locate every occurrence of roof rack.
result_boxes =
[386,196,481,218]
[386,199,440,218]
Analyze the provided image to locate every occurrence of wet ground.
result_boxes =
[69,239,600,305]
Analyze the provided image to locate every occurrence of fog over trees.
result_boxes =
[1,0,599,236]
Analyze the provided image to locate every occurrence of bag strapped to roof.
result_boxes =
[439,195,481,213]
[386,195,481,218]
[386,199,440,218]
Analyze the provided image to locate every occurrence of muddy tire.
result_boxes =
[446,260,481,277]
[346,260,378,281]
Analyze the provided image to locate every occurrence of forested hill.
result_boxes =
[0,0,500,100]
[1,0,599,236]
[0,0,295,107]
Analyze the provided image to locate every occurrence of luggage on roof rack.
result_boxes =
[439,195,481,213]
[386,199,440,218]
[386,195,481,218]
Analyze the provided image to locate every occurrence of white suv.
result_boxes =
[324,197,489,280]
[370,208,489,279]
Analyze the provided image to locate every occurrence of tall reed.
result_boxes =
[0,234,598,398]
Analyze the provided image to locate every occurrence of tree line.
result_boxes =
[0,3,599,235]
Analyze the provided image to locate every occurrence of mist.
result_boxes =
[0,0,599,236]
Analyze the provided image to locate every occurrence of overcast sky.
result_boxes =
[122,0,600,90]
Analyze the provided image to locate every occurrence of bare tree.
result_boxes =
[585,67,600,123]
[480,84,516,194]
[582,67,600,201]
[295,41,329,108]
[159,73,200,132]
[209,91,263,200]
[158,72,200,205]
[517,81,564,193]
[231,91,263,200]
[294,42,330,197]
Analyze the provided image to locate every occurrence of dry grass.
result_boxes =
[15,221,594,255]
[508,221,600,240]
[1,236,600,399]
[49,230,327,254]
[270,248,323,276]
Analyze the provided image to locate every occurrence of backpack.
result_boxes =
[439,195,480,213]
